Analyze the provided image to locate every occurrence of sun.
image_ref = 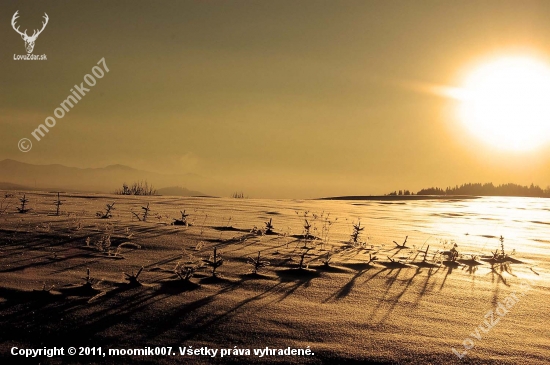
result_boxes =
[451,56,550,151]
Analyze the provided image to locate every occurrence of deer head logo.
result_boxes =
[11,11,49,54]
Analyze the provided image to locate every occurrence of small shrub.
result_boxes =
[303,219,312,239]
[125,227,134,239]
[250,225,265,235]
[195,241,205,251]
[35,283,55,294]
[264,218,274,234]
[393,236,408,248]
[298,247,313,270]
[174,262,197,281]
[420,245,430,262]
[131,203,151,222]
[95,234,111,253]
[350,220,364,246]
[491,235,513,262]
[202,247,223,276]
[320,214,336,248]
[175,252,202,281]
[367,253,378,265]
[96,202,115,219]
[321,251,332,267]
[54,192,64,216]
[441,242,459,262]
[82,268,97,289]
[248,251,270,274]
[68,213,83,230]
[172,210,190,226]
[124,267,143,286]
[17,194,31,214]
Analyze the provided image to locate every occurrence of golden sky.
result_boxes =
[1,1,550,198]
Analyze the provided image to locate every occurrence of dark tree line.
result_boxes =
[114,181,156,196]
[387,190,412,196]
[416,183,550,198]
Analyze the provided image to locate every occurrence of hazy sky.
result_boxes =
[2,1,550,198]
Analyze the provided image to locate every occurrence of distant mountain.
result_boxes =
[0,159,217,195]
[0,182,37,191]
[156,186,207,197]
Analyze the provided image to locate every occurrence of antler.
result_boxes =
[32,13,49,39]
[11,11,49,40]
[11,10,28,37]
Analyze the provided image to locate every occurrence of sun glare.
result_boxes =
[452,56,550,151]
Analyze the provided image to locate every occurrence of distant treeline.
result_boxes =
[388,183,550,198]
[114,181,156,196]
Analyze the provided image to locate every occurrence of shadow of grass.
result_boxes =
[274,268,321,282]
[156,278,201,294]
[239,272,276,281]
